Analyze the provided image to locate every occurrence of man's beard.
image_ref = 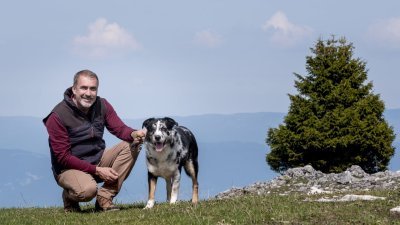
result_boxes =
[78,96,95,110]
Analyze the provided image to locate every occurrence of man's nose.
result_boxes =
[84,89,94,96]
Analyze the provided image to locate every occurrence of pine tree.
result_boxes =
[266,36,395,174]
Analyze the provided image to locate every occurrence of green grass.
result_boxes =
[2,189,400,224]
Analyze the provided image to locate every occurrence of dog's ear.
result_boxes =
[142,118,155,130]
[164,117,178,129]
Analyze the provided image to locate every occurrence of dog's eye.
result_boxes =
[161,127,167,132]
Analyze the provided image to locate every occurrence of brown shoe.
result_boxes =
[95,196,120,212]
[62,190,81,213]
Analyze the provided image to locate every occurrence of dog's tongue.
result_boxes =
[155,142,164,152]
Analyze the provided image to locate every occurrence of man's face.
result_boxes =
[72,75,98,113]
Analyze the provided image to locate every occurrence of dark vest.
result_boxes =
[44,88,107,175]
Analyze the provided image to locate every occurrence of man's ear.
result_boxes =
[72,86,77,96]
[163,117,178,129]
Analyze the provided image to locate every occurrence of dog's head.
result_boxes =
[142,117,178,152]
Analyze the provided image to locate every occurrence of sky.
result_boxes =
[1,1,400,120]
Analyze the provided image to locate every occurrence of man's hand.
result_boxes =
[95,167,118,183]
[131,129,146,146]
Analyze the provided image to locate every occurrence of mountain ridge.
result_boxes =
[0,109,398,208]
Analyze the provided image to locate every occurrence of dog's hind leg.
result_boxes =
[184,160,199,204]
[144,172,158,209]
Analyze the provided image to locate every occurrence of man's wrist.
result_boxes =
[95,166,100,175]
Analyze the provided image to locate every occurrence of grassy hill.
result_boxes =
[1,189,399,224]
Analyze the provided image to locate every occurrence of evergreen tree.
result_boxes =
[266,36,395,174]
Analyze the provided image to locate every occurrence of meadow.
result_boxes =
[2,189,400,224]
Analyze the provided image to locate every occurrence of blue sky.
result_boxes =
[1,1,400,119]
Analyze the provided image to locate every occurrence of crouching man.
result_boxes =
[43,70,146,212]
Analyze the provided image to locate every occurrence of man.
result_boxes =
[43,70,146,212]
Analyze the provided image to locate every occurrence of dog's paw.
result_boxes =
[144,200,155,209]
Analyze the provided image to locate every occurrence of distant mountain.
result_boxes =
[0,109,398,208]
[0,141,275,208]
[384,108,400,142]
[0,149,60,207]
[0,112,284,208]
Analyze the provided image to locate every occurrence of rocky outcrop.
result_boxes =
[215,165,400,200]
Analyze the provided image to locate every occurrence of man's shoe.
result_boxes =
[62,190,81,213]
[95,196,120,212]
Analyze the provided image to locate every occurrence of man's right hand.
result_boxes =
[95,167,118,183]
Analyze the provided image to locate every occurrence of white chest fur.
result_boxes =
[145,146,179,178]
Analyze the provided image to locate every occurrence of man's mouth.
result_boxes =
[83,98,93,102]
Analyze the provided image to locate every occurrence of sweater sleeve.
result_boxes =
[102,99,135,142]
[44,113,97,174]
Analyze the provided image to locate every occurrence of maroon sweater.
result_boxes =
[44,94,134,176]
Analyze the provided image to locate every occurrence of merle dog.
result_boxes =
[142,117,199,209]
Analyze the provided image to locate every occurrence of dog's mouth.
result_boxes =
[155,142,164,152]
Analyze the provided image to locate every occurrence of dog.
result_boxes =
[142,117,199,209]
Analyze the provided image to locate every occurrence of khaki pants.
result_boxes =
[57,141,140,202]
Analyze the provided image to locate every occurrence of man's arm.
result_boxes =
[45,113,97,174]
[102,98,135,141]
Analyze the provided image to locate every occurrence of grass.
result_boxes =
[1,189,400,224]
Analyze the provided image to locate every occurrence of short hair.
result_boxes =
[73,70,99,87]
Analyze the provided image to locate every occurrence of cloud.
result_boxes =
[367,17,400,48]
[193,30,223,48]
[19,172,40,186]
[262,11,313,47]
[72,18,141,59]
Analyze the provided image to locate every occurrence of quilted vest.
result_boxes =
[44,87,106,175]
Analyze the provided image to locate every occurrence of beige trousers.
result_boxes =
[57,141,141,202]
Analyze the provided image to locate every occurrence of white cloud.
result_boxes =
[367,18,400,48]
[72,18,141,59]
[262,11,313,47]
[193,30,223,48]
[19,172,40,186]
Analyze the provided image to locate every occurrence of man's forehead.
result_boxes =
[76,76,98,86]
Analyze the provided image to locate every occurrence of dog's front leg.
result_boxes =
[166,177,172,202]
[169,171,181,204]
[144,172,158,209]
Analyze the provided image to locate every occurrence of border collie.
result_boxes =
[142,117,199,209]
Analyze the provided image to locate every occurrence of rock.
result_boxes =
[307,186,332,195]
[310,194,386,202]
[336,171,353,184]
[390,206,400,217]
[215,165,400,200]
[339,194,386,201]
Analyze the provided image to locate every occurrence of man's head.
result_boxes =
[72,70,99,113]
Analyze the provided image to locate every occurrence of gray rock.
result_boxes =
[215,165,400,200]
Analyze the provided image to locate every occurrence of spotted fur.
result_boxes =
[142,117,199,209]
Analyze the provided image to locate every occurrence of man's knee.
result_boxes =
[74,183,97,202]
[59,170,98,202]
[122,141,136,160]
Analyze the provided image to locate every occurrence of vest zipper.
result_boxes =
[91,126,95,138]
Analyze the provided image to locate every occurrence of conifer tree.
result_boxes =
[266,36,395,174]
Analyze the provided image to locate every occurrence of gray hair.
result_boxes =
[73,70,99,87]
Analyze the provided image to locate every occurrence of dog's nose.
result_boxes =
[155,135,161,141]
